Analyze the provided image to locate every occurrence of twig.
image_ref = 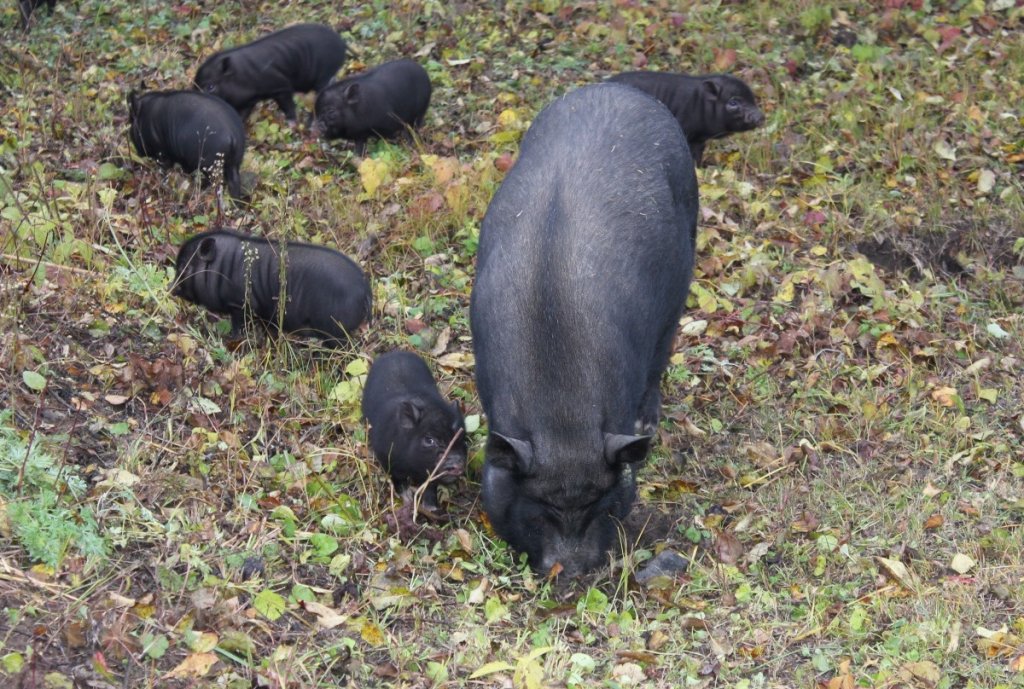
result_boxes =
[15,380,47,495]
[0,253,101,277]
[411,426,465,522]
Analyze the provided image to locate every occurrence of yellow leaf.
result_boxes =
[189,631,218,653]
[358,157,390,196]
[774,278,795,303]
[165,652,218,679]
[361,620,387,647]
[977,169,995,194]
[427,155,459,185]
[469,660,515,679]
[498,108,520,128]
[950,553,975,574]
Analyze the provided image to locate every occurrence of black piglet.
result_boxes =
[361,351,467,510]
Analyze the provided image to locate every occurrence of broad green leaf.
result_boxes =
[253,589,287,621]
[22,370,46,391]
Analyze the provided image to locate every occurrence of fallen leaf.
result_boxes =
[924,514,944,529]
[715,532,744,564]
[301,600,348,629]
[950,553,975,574]
[931,386,958,407]
[900,660,941,684]
[933,139,956,161]
[165,652,218,679]
[875,556,918,590]
[976,169,995,194]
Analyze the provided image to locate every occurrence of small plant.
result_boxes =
[0,411,108,569]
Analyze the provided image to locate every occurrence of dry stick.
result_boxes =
[1,253,100,277]
[411,426,465,523]
[15,381,48,495]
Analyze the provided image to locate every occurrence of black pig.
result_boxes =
[362,351,467,510]
[19,0,56,29]
[470,83,698,577]
[194,23,347,122]
[128,89,246,199]
[313,59,431,154]
[172,228,370,346]
[608,71,764,165]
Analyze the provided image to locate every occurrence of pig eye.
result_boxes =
[205,83,217,93]
[726,97,740,111]
[422,436,439,449]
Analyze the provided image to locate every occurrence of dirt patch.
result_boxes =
[856,217,1022,278]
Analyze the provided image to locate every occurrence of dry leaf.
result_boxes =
[715,532,744,564]
[165,652,218,679]
[950,553,975,574]
[302,600,348,630]
[875,556,918,590]
[931,386,958,407]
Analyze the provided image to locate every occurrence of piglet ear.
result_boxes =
[344,82,361,104]
[603,433,652,467]
[220,56,233,76]
[197,236,218,263]
[127,90,139,113]
[399,399,423,429]
[488,432,534,475]
[702,78,722,99]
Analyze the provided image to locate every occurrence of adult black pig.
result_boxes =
[313,58,431,154]
[362,351,467,510]
[19,0,56,29]
[172,228,370,346]
[128,89,246,199]
[608,71,764,165]
[470,83,698,577]
[194,23,347,122]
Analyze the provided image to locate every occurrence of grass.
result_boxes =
[2,0,1023,687]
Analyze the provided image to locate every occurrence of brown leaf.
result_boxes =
[715,531,744,564]
[713,47,737,71]
[924,514,944,530]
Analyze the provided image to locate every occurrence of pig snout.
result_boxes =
[435,450,465,482]
[746,108,765,127]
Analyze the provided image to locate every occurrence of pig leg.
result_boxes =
[274,93,298,123]
[224,163,243,200]
[689,141,706,167]
[637,320,682,433]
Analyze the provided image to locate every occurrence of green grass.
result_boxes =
[1,0,1023,687]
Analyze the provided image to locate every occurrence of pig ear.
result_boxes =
[220,56,233,76]
[702,79,722,99]
[197,237,218,263]
[399,399,423,429]
[127,90,139,112]
[603,433,652,467]
[488,432,534,475]
[450,399,463,419]
[344,82,361,104]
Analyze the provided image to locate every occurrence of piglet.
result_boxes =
[362,351,467,510]
[608,71,764,165]
[172,228,370,346]
[194,23,347,122]
[128,89,246,199]
[313,58,431,154]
